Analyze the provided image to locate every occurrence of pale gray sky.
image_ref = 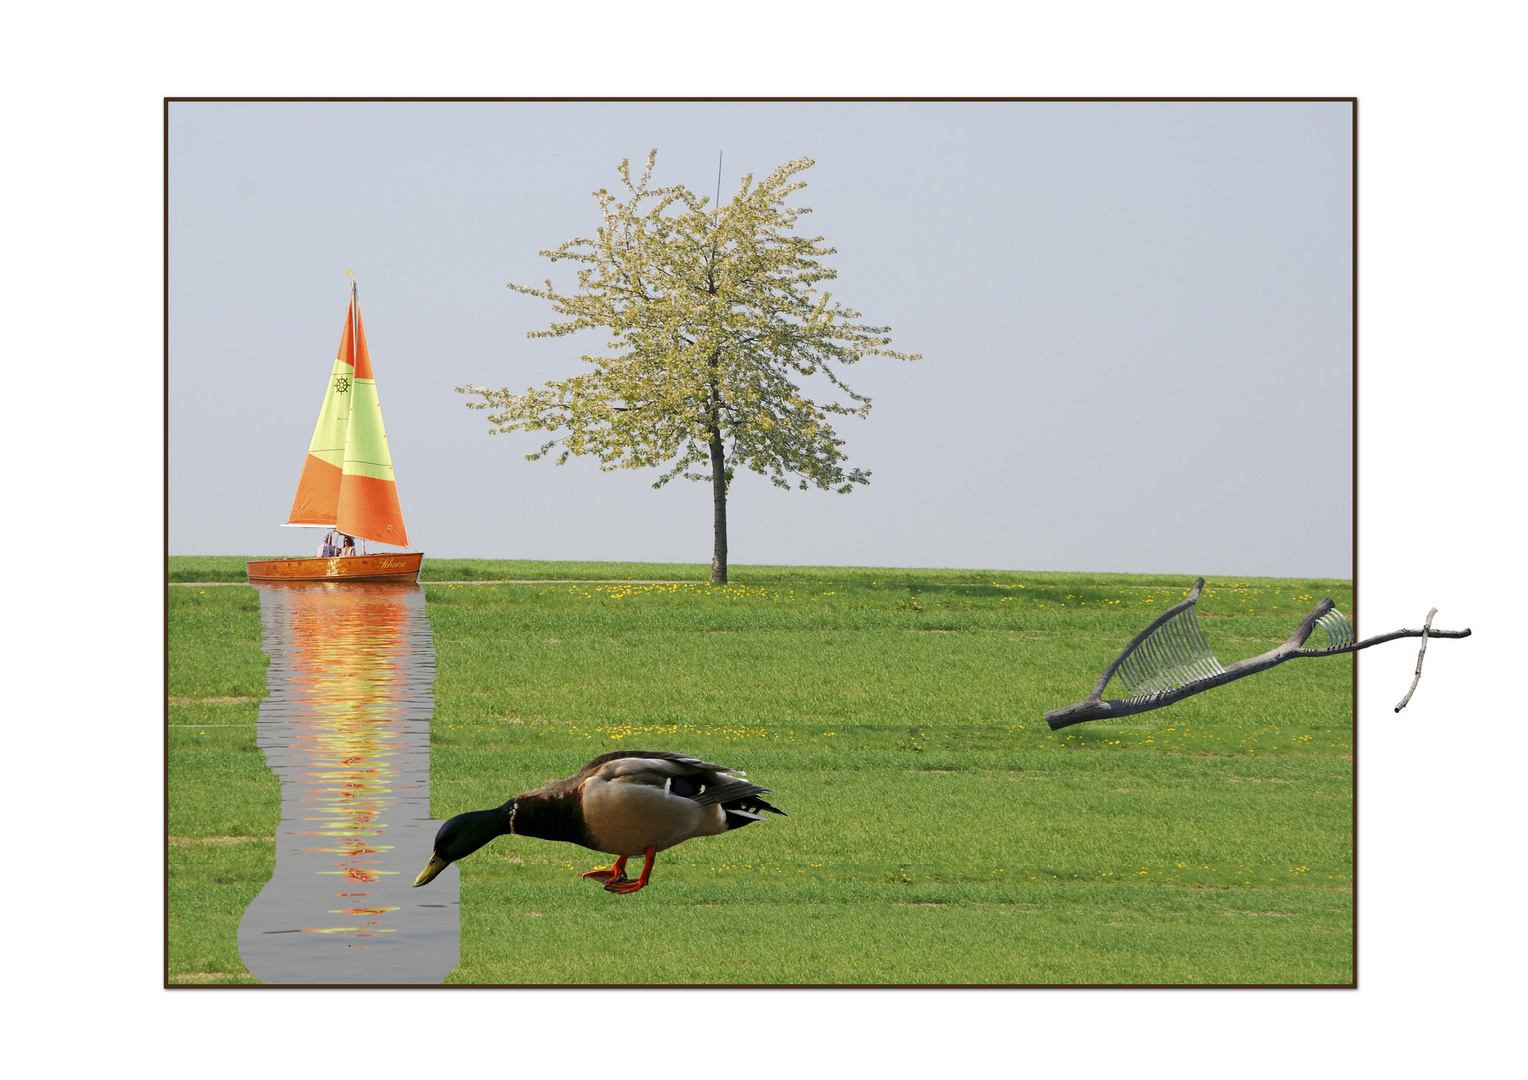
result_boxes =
[169,100,1352,576]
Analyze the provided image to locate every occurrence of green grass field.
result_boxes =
[167,585,277,984]
[167,561,1353,984]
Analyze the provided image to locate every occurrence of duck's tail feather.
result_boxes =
[722,796,786,830]
[691,778,787,828]
[723,801,786,829]
[740,794,786,817]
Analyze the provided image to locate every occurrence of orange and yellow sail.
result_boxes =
[286,286,410,547]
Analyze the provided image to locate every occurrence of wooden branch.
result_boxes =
[1395,607,1437,713]
[1043,589,1471,731]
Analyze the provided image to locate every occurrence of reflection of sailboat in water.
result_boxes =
[237,584,457,984]
[288,591,408,898]
[248,282,423,584]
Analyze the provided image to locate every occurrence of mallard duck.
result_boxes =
[412,751,786,894]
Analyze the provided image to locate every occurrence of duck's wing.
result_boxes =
[574,750,742,784]
[577,751,785,819]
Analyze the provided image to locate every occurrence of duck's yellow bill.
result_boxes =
[413,852,451,887]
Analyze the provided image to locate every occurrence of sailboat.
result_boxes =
[247,283,424,584]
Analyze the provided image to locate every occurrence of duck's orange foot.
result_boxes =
[603,847,656,894]
[581,856,627,884]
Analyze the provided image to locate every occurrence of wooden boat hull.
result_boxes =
[246,551,424,584]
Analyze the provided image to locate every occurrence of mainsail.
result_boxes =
[285,285,410,547]
[287,303,357,526]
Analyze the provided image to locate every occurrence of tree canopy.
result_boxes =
[460,151,917,582]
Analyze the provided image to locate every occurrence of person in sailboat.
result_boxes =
[318,531,339,558]
[340,534,357,557]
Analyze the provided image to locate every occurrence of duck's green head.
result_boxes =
[413,802,516,887]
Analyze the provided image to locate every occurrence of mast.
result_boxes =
[351,279,360,554]
[351,279,359,369]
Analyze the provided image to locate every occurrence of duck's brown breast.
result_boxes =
[510,784,597,850]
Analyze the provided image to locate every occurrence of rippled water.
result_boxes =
[237,583,458,984]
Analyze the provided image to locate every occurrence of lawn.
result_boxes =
[166,561,1353,984]
[166,585,278,984]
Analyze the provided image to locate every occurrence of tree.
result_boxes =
[460,151,918,584]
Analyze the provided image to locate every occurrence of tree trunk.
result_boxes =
[708,427,727,584]
[705,337,728,585]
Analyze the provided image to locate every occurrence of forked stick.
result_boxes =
[1044,579,1470,731]
[1394,607,1438,713]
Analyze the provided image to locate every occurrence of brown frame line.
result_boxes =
[164,97,1362,989]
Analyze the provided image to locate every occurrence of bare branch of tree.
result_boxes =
[1394,607,1439,712]
[1044,581,1471,730]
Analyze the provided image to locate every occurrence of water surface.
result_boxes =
[237,583,458,984]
